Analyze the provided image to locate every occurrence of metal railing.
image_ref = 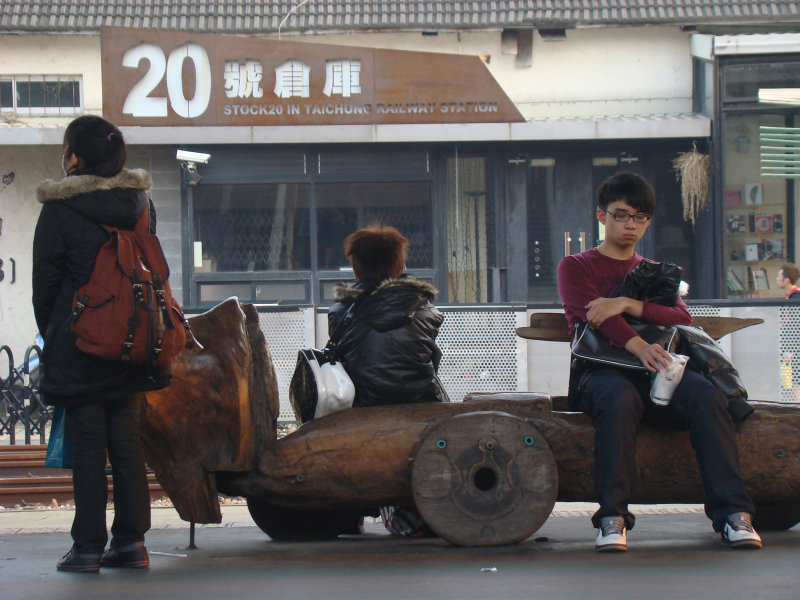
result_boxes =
[0,345,48,445]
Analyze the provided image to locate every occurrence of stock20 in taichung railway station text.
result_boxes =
[101,28,524,127]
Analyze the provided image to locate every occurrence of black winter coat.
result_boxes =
[32,169,171,406]
[328,276,448,407]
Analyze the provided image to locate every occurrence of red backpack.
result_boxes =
[67,204,187,367]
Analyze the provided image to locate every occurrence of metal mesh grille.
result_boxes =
[687,304,721,318]
[193,184,311,271]
[258,310,312,421]
[779,305,800,403]
[315,181,433,270]
[436,310,520,402]
[207,209,309,271]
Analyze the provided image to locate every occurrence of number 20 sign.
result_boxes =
[122,42,212,119]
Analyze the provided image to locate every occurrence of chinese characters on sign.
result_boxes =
[322,60,361,98]
[224,60,264,99]
[229,59,362,100]
[273,59,310,98]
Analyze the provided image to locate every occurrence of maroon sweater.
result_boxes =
[557,248,692,348]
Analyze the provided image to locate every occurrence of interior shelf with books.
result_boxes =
[724,183,785,296]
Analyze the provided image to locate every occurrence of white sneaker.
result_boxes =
[595,516,627,552]
[721,512,762,549]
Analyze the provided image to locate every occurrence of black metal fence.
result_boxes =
[0,345,49,445]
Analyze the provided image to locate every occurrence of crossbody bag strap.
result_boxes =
[324,284,377,359]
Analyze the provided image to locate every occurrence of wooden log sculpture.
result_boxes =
[141,298,279,523]
[220,394,800,540]
[141,300,799,546]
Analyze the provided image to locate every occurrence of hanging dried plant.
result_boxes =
[672,147,710,226]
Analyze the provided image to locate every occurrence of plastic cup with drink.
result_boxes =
[650,353,689,406]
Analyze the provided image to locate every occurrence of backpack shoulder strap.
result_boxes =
[133,202,150,235]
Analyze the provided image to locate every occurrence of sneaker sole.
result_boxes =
[723,538,762,549]
[57,565,100,573]
[595,543,627,552]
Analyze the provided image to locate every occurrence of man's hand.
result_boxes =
[585,297,642,328]
[625,336,672,373]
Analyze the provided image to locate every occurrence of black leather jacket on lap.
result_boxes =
[328,275,448,407]
[675,325,753,423]
[32,169,171,406]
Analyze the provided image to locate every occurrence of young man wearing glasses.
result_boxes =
[557,171,761,552]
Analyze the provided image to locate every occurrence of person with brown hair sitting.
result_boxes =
[329,223,448,535]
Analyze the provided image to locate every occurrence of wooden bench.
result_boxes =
[141,299,800,548]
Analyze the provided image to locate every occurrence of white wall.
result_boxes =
[0,34,102,124]
[0,34,100,353]
[0,145,62,355]
[303,27,694,119]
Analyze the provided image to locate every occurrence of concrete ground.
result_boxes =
[1,503,798,600]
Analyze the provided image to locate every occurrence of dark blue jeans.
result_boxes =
[65,393,151,553]
[578,368,753,532]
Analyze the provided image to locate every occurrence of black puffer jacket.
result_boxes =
[32,169,171,406]
[328,275,448,407]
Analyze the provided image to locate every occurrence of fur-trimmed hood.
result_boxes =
[333,275,438,303]
[35,168,151,230]
[36,168,152,204]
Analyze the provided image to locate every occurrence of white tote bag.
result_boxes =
[308,352,356,419]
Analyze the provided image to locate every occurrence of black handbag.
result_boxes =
[289,348,354,423]
[571,320,678,371]
[567,319,678,409]
[289,286,375,423]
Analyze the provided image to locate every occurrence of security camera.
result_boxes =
[176,150,211,164]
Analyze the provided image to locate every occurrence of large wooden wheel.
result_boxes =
[411,411,558,547]
[247,498,363,541]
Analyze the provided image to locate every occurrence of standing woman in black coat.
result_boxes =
[33,116,169,572]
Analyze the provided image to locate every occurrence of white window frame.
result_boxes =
[0,75,83,116]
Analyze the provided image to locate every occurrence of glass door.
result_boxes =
[526,156,606,301]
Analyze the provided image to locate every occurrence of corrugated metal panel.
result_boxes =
[2,1,799,33]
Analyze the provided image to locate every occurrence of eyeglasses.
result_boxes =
[605,209,651,224]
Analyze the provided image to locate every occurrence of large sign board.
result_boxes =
[101,28,524,127]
